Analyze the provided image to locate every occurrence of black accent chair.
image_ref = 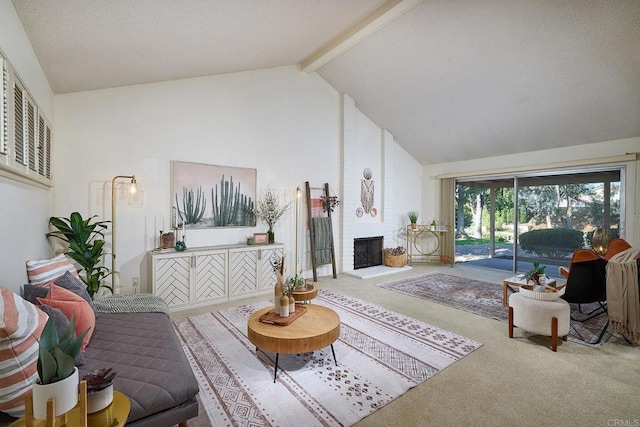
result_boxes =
[560,249,609,343]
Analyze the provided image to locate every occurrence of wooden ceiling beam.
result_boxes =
[299,0,423,73]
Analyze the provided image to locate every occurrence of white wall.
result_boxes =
[54,66,345,293]
[353,109,382,225]
[391,141,424,243]
[340,94,423,271]
[423,137,640,245]
[0,1,55,293]
[2,1,424,294]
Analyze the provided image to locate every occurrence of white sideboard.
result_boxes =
[150,243,284,311]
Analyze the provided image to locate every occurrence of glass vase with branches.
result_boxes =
[254,188,290,242]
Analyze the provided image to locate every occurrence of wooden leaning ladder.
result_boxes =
[305,182,337,282]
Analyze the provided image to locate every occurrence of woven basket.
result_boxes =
[383,251,407,268]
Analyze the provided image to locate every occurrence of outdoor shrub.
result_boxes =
[519,228,584,258]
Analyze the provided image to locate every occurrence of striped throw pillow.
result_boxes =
[25,254,79,286]
[0,287,48,417]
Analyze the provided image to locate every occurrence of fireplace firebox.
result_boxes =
[353,236,383,269]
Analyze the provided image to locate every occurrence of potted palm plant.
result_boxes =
[46,212,113,298]
[32,315,89,419]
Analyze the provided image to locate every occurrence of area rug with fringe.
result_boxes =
[174,289,482,427]
[376,272,611,347]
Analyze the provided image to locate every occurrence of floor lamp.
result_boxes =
[111,175,137,291]
[295,186,301,275]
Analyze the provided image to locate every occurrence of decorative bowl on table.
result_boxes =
[293,282,315,292]
[519,284,566,301]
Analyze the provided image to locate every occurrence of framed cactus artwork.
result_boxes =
[171,160,257,228]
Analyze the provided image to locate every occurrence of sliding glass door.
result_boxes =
[455,167,624,275]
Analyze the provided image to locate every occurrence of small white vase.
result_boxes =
[32,367,79,419]
[87,384,114,414]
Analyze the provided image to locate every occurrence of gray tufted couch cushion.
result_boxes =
[79,312,199,424]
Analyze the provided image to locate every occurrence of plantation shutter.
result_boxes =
[0,55,7,155]
[45,124,52,178]
[27,98,37,171]
[13,82,26,165]
[38,115,46,175]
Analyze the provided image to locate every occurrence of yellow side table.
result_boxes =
[10,391,130,427]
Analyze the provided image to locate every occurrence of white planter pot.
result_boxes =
[32,367,79,419]
[87,384,113,414]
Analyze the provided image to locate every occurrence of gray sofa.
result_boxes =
[0,309,199,426]
[80,311,199,426]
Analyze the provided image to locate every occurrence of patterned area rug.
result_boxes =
[377,272,612,347]
[175,289,482,427]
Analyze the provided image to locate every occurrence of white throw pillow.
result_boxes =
[25,254,79,286]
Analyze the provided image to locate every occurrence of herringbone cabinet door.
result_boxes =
[195,251,227,302]
[154,255,190,307]
[259,247,284,290]
[229,249,258,297]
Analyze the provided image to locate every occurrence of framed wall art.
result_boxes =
[252,232,269,245]
[171,160,257,229]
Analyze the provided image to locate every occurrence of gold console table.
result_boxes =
[406,225,449,265]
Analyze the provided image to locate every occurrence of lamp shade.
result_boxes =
[591,227,610,256]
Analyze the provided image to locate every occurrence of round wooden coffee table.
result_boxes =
[247,304,340,382]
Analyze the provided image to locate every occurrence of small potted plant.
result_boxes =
[33,315,89,419]
[82,368,117,413]
[286,273,305,291]
[524,261,547,290]
[407,211,419,230]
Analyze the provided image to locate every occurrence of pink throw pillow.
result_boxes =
[37,285,95,351]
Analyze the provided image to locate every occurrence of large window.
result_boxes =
[455,167,624,274]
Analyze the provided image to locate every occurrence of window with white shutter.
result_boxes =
[14,81,26,166]
[0,47,53,187]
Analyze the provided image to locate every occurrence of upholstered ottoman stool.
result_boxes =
[508,292,570,351]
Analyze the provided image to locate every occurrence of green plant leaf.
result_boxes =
[57,321,89,360]
[38,346,58,384]
[52,346,76,380]
[48,212,112,298]
[59,315,76,343]
[38,316,59,352]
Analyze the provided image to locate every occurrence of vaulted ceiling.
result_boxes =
[12,0,640,165]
